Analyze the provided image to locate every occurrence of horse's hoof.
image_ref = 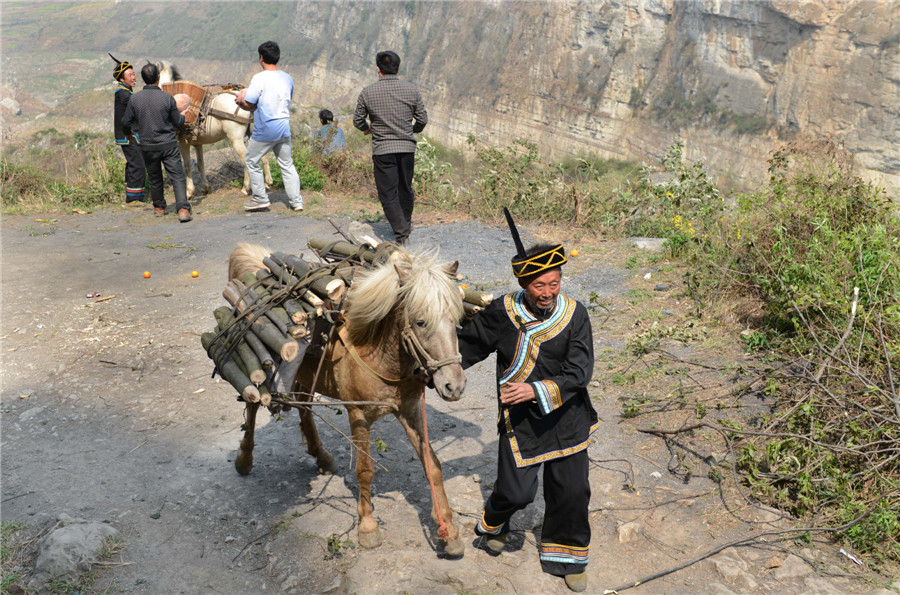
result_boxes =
[357,528,383,549]
[235,452,253,476]
[317,453,336,475]
[441,536,465,558]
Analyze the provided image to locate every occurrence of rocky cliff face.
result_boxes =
[286,0,899,187]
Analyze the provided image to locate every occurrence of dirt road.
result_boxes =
[1,205,893,594]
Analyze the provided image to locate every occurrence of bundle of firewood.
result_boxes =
[201,237,493,402]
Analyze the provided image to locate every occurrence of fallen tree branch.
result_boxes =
[602,489,896,594]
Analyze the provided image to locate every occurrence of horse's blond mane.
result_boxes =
[344,247,463,346]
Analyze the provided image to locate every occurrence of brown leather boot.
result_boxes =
[564,572,587,592]
[177,208,193,222]
[154,207,166,217]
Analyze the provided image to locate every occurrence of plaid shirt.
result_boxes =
[354,75,427,155]
[122,85,185,150]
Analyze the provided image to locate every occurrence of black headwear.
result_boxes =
[503,208,567,278]
[109,53,132,81]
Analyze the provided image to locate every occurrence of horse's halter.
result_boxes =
[400,311,462,378]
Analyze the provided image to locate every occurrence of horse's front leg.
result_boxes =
[178,139,196,199]
[194,145,210,195]
[396,400,464,558]
[235,401,260,476]
[348,407,382,549]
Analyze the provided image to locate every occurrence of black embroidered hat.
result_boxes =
[109,53,132,81]
[503,208,567,278]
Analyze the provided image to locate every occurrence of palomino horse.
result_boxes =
[156,60,272,199]
[227,243,468,557]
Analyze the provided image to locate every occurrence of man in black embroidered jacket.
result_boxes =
[109,54,146,203]
[457,238,598,593]
[122,63,192,222]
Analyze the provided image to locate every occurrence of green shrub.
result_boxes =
[268,142,327,192]
[687,139,900,561]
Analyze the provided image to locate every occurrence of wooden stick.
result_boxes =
[222,283,299,362]
[244,327,275,370]
[301,290,324,309]
[213,308,266,384]
[201,332,260,403]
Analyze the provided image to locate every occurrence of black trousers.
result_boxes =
[476,433,591,576]
[120,140,146,202]
[372,153,415,244]
[141,144,189,212]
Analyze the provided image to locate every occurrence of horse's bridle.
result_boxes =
[399,313,462,378]
[338,312,461,385]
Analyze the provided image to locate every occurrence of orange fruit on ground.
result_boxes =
[143,271,151,278]
[570,249,579,257]
[191,271,199,278]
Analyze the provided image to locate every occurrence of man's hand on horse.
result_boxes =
[499,382,536,405]
[234,89,256,112]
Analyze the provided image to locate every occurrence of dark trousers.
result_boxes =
[120,140,146,202]
[477,434,591,576]
[141,145,189,212]
[372,153,415,244]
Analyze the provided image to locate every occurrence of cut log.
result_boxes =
[283,299,308,325]
[244,327,275,369]
[301,290,325,309]
[463,302,482,317]
[201,332,260,403]
[222,283,300,362]
[308,238,385,263]
[271,252,312,279]
[270,344,306,395]
[262,256,300,287]
[310,275,346,303]
[461,288,494,307]
[234,278,292,334]
[257,383,272,408]
[213,308,266,385]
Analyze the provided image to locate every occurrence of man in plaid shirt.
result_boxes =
[353,51,427,245]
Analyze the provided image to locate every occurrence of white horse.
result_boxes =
[157,60,272,199]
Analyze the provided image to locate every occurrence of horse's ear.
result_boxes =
[393,262,410,284]
[444,261,459,277]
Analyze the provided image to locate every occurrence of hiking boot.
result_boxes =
[483,533,507,554]
[244,200,270,212]
[154,207,166,217]
[564,572,587,592]
[177,208,193,223]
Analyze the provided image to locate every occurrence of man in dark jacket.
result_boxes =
[122,63,192,222]
[109,54,145,204]
[353,50,427,245]
[456,212,598,593]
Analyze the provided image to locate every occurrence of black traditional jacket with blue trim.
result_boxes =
[113,83,137,145]
[457,290,598,467]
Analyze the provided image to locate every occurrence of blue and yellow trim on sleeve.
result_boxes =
[498,292,576,385]
[539,542,589,566]
[533,380,562,415]
[475,513,505,536]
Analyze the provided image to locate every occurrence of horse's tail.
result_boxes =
[228,242,270,282]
